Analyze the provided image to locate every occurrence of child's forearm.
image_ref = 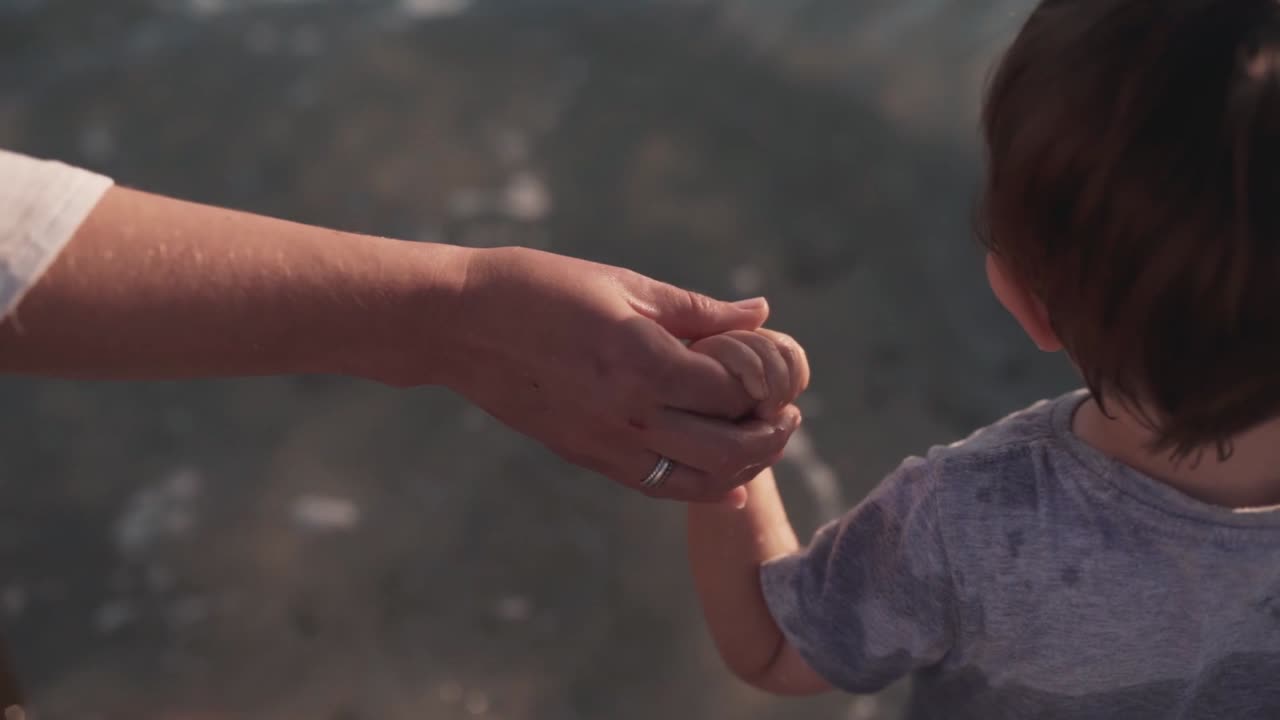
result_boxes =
[687,468,800,683]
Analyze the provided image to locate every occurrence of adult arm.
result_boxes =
[0,155,797,501]
[0,184,471,382]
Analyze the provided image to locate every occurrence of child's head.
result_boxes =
[978,0,1280,457]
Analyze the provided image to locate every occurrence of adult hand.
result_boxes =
[430,247,801,503]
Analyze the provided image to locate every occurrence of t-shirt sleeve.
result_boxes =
[760,455,958,694]
[0,149,113,319]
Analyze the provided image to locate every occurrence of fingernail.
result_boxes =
[720,487,749,510]
[734,297,768,310]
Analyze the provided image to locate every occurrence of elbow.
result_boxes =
[722,636,786,691]
[724,641,833,697]
[729,665,778,693]
[743,678,819,697]
[738,670,831,697]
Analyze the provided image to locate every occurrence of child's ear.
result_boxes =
[986,253,1063,352]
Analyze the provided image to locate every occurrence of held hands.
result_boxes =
[688,329,810,507]
[0,182,802,505]
[689,329,810,423]
[438,247,802,504]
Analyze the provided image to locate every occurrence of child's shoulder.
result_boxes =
[886,390,1087,527]
[858,391,1093,607]
[929,390,1081,467]
[860,390,1085,526]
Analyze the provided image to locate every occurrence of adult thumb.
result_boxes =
[636,282,769,340]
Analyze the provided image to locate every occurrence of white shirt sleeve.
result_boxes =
[0,149,114,319]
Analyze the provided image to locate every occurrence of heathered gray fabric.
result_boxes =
[762,390,1280,719]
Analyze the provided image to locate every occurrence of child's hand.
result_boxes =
[689,329,810,421]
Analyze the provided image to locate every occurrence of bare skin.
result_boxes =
[0,186,802,503]
[1073,398,1280,508]
[685,329,832,695]
[987,252,1280,509]
[687,468,833,695]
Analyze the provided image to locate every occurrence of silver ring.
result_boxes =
[641,456,676,490]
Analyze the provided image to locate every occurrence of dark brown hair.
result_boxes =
[978,0,1280,458]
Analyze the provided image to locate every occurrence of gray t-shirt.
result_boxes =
[762,390,1280,719]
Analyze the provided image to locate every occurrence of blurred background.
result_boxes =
[0,1,1073,718]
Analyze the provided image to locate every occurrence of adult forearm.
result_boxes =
[687,469,800,682]
[0,186,470,381]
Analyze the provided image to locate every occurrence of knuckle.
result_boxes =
[761,327,794,345]
[688,334,727,356]
[682,289,717,327]
[773,336,800,364]
[768,338,798,368]
[758,342,787,378]
[763,330,806,369]
[683,288,710,313]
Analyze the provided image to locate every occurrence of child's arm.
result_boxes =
[687,469,833,695]
[686,329,830,694]
[688,330,958,697]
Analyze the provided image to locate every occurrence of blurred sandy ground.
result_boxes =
[0,1,1071,718]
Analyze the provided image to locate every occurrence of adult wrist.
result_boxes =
[326,237,478,387]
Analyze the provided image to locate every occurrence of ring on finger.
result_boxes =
[641,456,677,490]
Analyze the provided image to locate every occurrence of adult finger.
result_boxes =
[629,277,769,340]
[621,451,750,504]
[640,405,802,492]
[545,434,747,505]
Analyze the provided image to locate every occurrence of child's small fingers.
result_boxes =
[731,331,792,417]
[689,335,767,403]
[756,328,810,400]
[716,486,749,510]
